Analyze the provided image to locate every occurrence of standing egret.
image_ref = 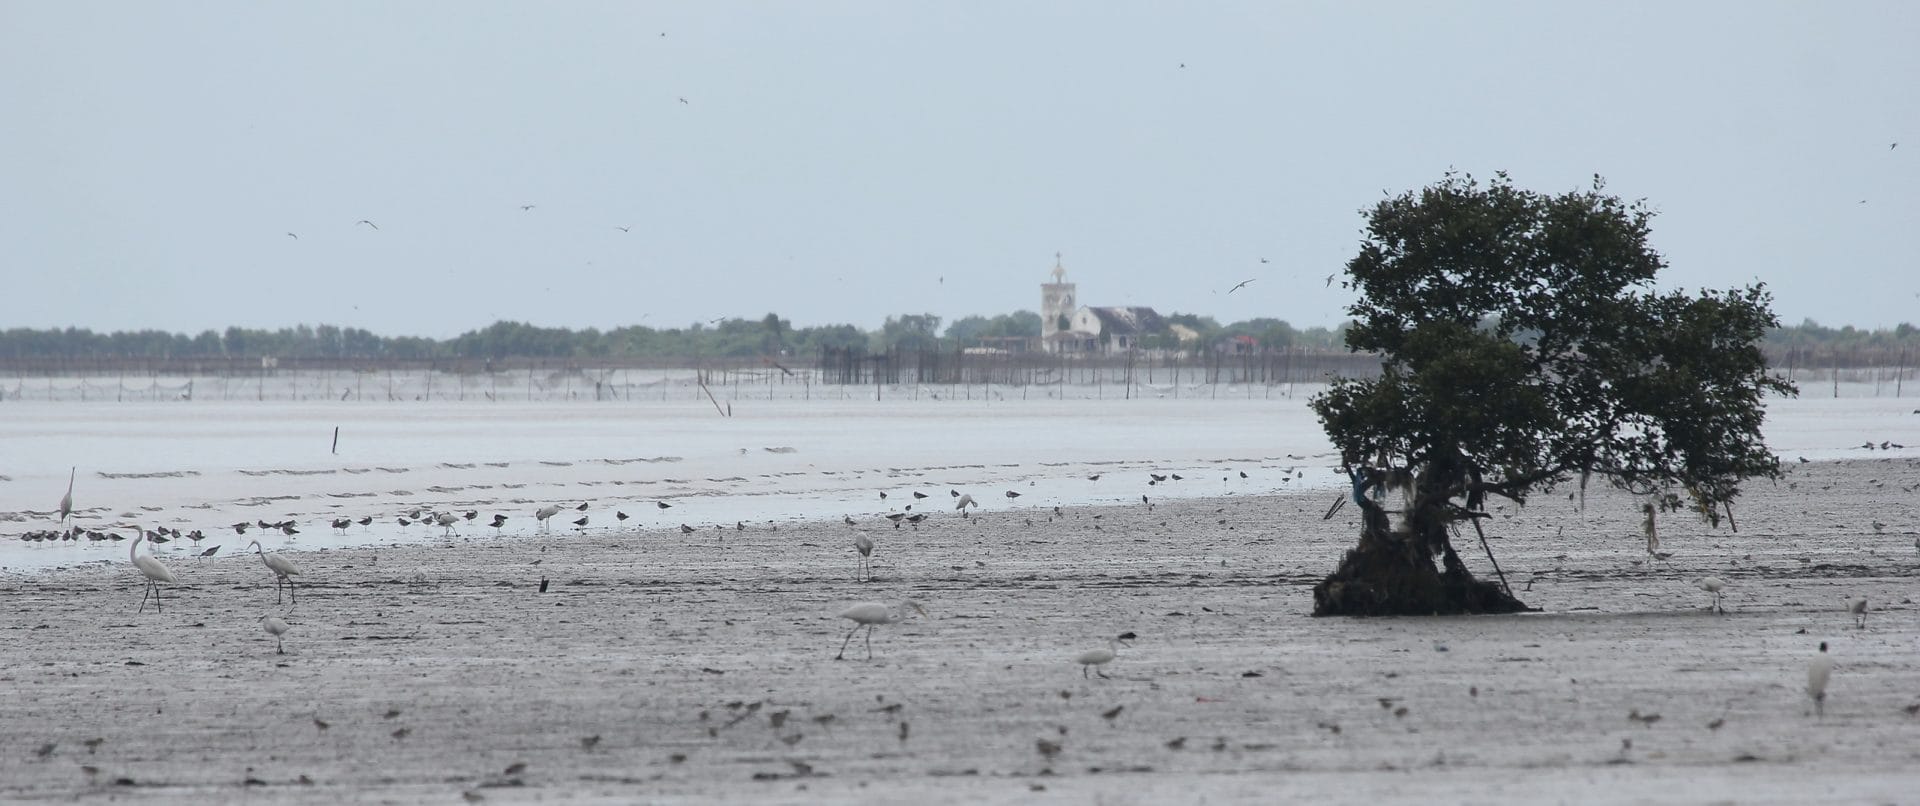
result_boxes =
[852,532,874,581]
[1697,577,1727,614]
[1642,503,1659,556]
[535,504,561,532]
[261,615,291,654]
[56,466,76,531]
[834,600,927,661]
[1076,632,1135,679]
[1808,642,1834,716]
[130,532,176,614]
[955,494,976,511]
[1847,597,1868,629]
[434,511,460,535]
[248,540,301,606]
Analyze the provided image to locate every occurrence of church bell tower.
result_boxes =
[1040,252,1076,352]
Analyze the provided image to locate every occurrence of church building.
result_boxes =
[1039,255,1188,355]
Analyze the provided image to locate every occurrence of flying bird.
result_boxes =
[519,204,536,211]
[1325,273,1337,287]
[1228,279,1255,294]
[355,220,379,230]
[286,232,298,240]
[615,226,631,232]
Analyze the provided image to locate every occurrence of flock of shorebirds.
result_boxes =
[28,467,1270,667]
[21,460,1903,707]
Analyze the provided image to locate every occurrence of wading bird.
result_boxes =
[261,615,290,654]
[1698,576,1727,614]
[1076,632,1134,678]
[535,504,561,531]
[834,600,927,661]
[435,511,460,535]
[853,532,874,581]
[56,467,75,530]
[248,540,301,606]
[1808,642,1834,716]
[1847,597,1868,629]
[130,532,176,614]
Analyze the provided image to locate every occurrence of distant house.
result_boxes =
[1038,255,1183,355]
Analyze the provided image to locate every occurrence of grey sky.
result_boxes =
[3,2,1914,339]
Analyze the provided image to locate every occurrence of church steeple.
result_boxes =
[1040,252,1077,351]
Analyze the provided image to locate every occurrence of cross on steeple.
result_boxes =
[1051,252,1066,283]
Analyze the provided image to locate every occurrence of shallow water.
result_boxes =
[3,385,1916,572]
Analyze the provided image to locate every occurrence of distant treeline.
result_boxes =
[0,315,1909,365]
[0,311,1351,362]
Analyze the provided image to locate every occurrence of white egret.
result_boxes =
[535,504,561,531]
[130,532,176,614]
[1076,632,1135,679]
[853,532,874,581]
[248,540,302,606]
[434,511,460,535]
[261,615,291,654]
[57,466,75,530]
[1808,642,1834,716]
[834,600,927,661]
[1697,577,1727,614]
[1847,597,1867,629]
[955,494,976,511]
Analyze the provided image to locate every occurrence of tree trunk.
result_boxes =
[1311,493,1530,617]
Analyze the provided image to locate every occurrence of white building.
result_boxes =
[1040,255,1186,355]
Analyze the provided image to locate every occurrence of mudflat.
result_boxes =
[2,458,1916,804]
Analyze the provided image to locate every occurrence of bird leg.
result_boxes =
[835,625,860,660]
[138,580,154,614]
[863,626,875,661]
[277,637,284,655]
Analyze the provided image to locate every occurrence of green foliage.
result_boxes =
[878,313,943,351]
[1312,172,1797,511]
[944,311,1042,344]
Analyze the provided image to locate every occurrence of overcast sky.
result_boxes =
[3,2,1914,339]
